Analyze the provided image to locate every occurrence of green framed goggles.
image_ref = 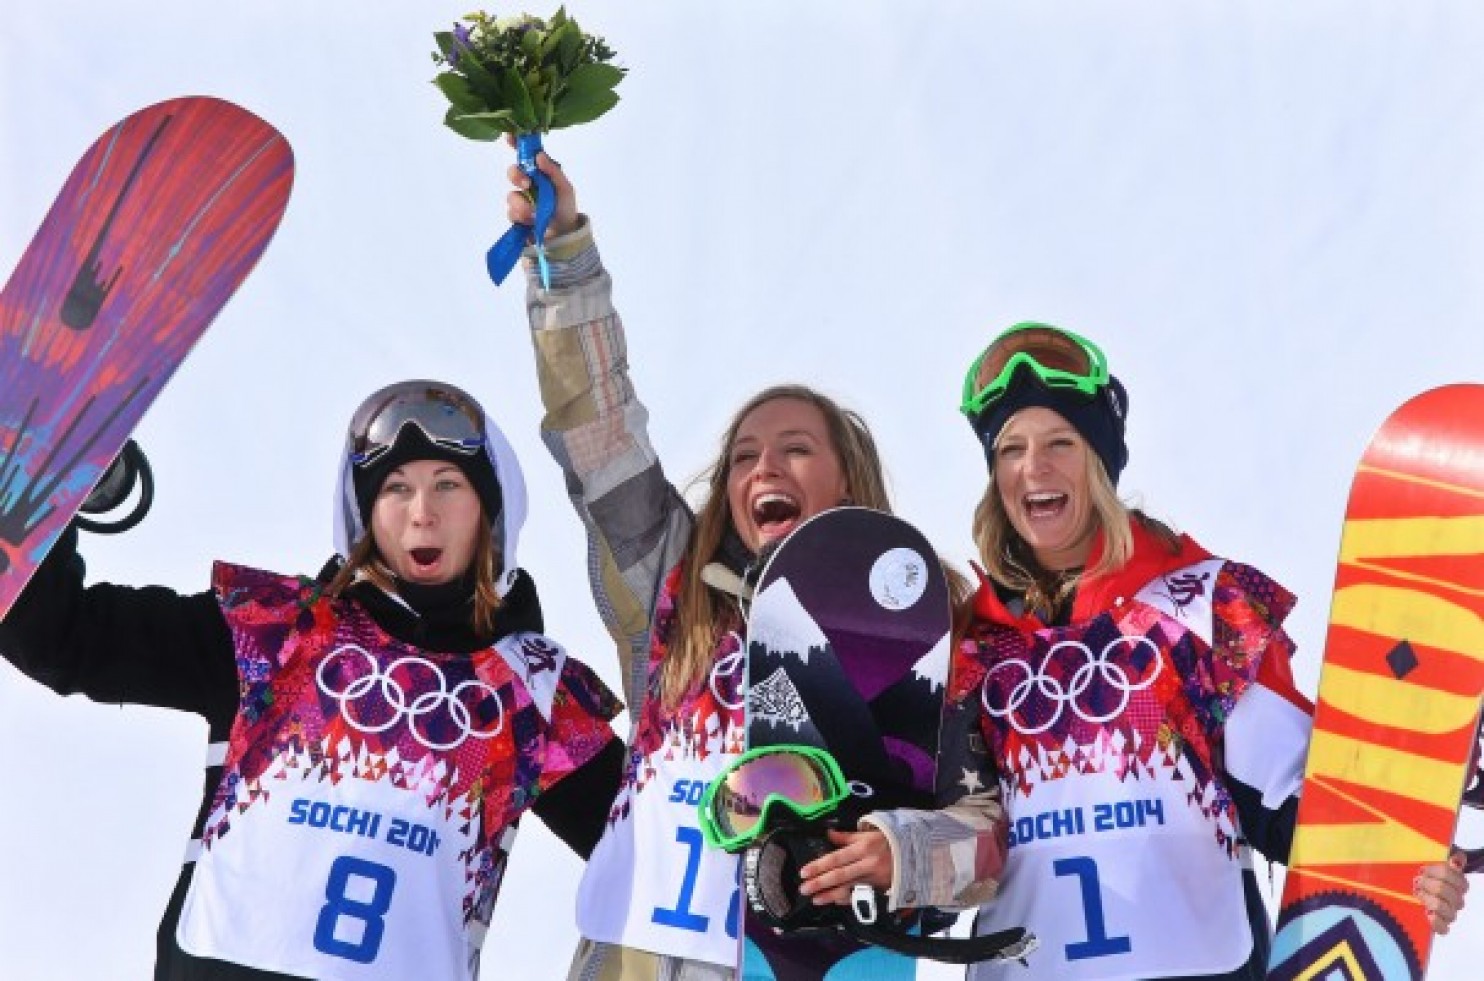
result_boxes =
[698,744,851,853]
[959,322,1110,420]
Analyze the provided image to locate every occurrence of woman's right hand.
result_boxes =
[505,148,580,240]
[1417,849,1470,935]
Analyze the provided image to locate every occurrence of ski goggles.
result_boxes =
[960,323,1110,421]
[699,744,851,853]
[349,381,487,468]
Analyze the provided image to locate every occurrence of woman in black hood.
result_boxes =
[0,378,624,981]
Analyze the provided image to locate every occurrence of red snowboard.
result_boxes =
[1267,384,1484,980]
[0,96,293,616]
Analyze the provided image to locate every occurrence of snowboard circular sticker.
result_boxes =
[869,547,928,611]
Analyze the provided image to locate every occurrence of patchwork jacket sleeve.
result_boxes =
[859,791,1007,911]
[858,688,1008,911]
[523,222,694,711]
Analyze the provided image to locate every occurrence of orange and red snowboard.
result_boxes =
[1268,384,1484,980]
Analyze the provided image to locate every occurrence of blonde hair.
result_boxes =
[326,506,504,638]
[659,386,890,706]
[972,436,1177,618]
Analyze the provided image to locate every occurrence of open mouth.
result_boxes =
[409,547,444,570]
[751,492,802,540]
[1023,491,1069,520]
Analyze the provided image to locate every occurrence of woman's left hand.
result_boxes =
[797,827,894,905]
[1416,849,1470,935]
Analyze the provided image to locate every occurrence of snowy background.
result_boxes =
[2,2,1483,978]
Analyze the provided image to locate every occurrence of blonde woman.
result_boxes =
[954,324,1468,981]
[508,156,1008,979]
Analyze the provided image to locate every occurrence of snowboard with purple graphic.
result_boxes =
[0,96,293,617]
[743,506,952,980]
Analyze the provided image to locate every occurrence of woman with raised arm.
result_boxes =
[507,156,1009,979]
[0,379,622,980]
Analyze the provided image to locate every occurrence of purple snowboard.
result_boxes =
[742,506,952,980]
[0,96,293,616]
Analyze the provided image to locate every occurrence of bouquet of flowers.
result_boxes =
[432,9,624,287]
[432,9,623,138]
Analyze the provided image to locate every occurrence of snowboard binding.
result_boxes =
[76,439,153,535]
[1455,716,1484,873]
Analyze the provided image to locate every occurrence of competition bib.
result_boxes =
[181,566,613,981]
[973,771,1251,981]
[970,559,1266,981]
[179,766,481,980]
[577,630,746,966]
[577,748,742,965]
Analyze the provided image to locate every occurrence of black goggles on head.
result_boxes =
[349,381,487,468]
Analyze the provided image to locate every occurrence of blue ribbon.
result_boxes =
[486,131,553,288]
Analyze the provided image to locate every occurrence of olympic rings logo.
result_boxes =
[316,644,505,751]
[709,632,746,711]
[980,635,1162,735]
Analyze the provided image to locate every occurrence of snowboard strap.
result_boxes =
[1457,715,1484,872]
[700,561,752,602]
[75,439,154,535]
[842,918,1038,966]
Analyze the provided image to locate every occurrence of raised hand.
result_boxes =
[505,142,580,241]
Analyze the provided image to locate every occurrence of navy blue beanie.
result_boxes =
[968,367,1130,486]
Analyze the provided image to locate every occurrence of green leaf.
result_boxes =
[551,88,619,129]
[455,48,499,91]
[564,62,625,94]
[550,61,623,129]
[525,68,548,102]
[520,25,542,58]
[451,43,515,110]
[433,72,485,113]
[538,20,566,61]
[498,65,540,131]
[432,30,457,62]
[537,68,560,129]
[555,26,582,73]
[444,107,518,141]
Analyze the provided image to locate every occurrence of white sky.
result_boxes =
[2,2,1483,979]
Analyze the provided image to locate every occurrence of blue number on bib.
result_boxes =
[651,826,711,932]
[724,883,740,941]
[1053,856,1132,961]
[313,856,397,963]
